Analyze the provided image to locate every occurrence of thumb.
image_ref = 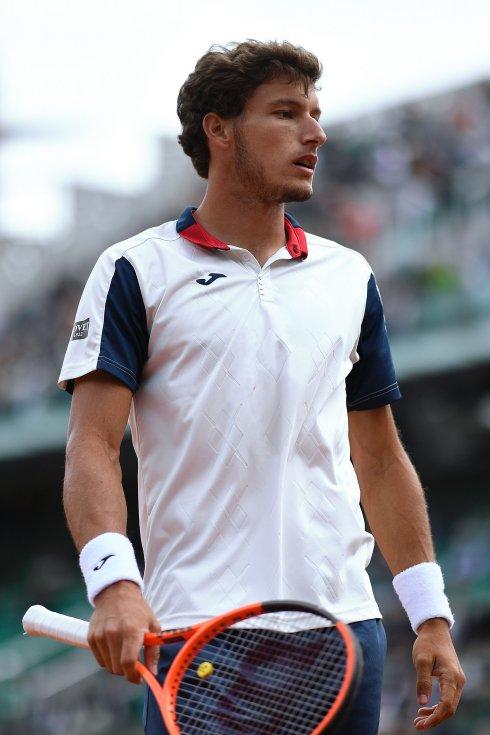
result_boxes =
[416,659,433,705]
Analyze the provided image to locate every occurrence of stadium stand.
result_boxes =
[0,82,489,418]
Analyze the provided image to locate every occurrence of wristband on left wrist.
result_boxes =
[392,562,455,634]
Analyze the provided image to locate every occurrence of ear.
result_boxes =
[202,112,233,150]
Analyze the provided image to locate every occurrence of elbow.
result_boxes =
[66,429,121,468]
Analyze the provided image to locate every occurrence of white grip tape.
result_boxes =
[22,605,89,650]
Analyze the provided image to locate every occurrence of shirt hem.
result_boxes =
[58,359,137,394]
[58,360,99,392]
[151,602,382,631]
[347,387,402,411]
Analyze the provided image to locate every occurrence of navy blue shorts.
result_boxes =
[143,618,387,735]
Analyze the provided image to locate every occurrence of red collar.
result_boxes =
[176,206,308,260]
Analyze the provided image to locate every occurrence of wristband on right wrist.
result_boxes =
[79,532,144,607]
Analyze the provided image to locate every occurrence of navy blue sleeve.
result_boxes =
[346,272,402,411]
[97,256,149,391]
[65,256,149,395]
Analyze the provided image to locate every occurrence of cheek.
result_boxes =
[239,121,297,178]
[263,139,295,175]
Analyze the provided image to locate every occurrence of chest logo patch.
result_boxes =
[196,273,227,286]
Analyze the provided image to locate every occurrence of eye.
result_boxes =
[275,110,293,118]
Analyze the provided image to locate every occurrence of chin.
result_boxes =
[255,179,313,205]
[281,185,313,203]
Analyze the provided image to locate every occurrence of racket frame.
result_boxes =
[161,600,363,735]
[23,600,363,735]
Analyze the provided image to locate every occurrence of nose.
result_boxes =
[304,118,327,148]
[320,127,327,146]
[314,120,327,147]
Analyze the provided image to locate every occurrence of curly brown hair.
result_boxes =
[177,40,322,179]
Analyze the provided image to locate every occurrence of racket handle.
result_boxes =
[22,605,90,650]
[23,605,165,706]
[22,605,173,649]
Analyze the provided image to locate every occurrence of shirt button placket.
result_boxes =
[258,274,265,299]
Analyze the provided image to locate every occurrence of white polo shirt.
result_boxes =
[59,206,402,628]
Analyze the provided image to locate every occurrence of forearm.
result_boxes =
[356,446,435,575]
[63,433,127,551]
[66,441,160,683]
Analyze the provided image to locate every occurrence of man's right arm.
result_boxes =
[63,370,161,683]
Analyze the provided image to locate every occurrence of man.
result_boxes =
[59,40,465,734]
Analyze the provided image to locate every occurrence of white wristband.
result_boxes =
[392,562,455,634]
[79,532,144,606]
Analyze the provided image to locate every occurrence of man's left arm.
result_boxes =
[348,404,466,731]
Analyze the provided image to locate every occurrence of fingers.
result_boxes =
[88,617,128,677]
[414,703,437,728]
[120,630,146,684]
[88,620,162,683]
[89,622,144,682]
[87,625,106,669]
[87,584,162,684]
[413,670,466,730]
[415,654,433,706]
[415,705,437,716]
[414,699,455,730]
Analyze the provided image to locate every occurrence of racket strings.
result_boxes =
[176,666,344,735]
[179,632,346,710]
[176,669,344,732]
[174,611,348,735]
[176,638,345,734]
[176,654,344,724]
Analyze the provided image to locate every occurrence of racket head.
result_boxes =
[161,600,363,735]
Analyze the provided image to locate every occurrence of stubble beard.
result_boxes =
[233,126,313,205]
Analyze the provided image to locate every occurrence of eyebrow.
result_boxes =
[268,97,322,118]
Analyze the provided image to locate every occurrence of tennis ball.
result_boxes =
[197,661,214,678]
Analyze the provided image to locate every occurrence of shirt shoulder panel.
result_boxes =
[346,271,402,411]
[56,221,179,395]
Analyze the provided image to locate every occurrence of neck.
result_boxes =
[194,181,287,267]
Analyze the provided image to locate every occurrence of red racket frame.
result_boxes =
[137,600,362,735]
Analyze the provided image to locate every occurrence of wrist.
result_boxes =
[94,579,143,604]
[417,617,451,634]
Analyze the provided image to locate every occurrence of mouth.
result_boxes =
[292,155,317,175]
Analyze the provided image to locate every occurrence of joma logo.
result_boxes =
[196,273,227,286]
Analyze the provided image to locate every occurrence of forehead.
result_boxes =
[245,76,319,110]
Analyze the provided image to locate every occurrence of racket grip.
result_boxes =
[22,605,90,650]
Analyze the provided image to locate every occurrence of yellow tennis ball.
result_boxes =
[197,661,214,679]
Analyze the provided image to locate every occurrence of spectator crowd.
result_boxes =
[0,80,489,415]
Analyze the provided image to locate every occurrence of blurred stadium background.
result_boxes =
[0,17,489,735]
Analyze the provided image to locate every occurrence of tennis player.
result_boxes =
[58,41,465,734]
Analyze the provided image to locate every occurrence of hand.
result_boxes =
[88,580,161,684]
[412,618,466,730]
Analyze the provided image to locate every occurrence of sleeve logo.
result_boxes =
[71,317,90,341]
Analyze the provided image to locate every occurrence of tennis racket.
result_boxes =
[23,599,363,735]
